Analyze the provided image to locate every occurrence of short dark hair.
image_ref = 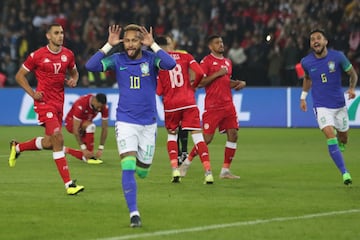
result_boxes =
[309,28,327,39]
[96,93,107,104]
[155,36,168,46]
[207,34,222,44]
[47,23,62,32]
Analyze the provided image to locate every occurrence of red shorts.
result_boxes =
[34,104,63,136]
[64,117,74,133]
[165,107,201,131]
[202,105,239,134]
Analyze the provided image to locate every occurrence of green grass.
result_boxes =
[0,126,359,240]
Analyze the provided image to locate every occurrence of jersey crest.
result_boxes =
[328,61,335,72]
[140,62,150,77]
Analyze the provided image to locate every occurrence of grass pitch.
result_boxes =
[0,126,359,240]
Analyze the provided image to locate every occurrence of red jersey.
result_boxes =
[157,51,204,111]
[65,94,109,123]
[200,54,233,110]
[23,45,77,112]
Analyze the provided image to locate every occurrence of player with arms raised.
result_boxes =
[86,24,176,227]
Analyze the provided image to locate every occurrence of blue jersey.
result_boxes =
[102,50,161,125]
[301,49,352,108]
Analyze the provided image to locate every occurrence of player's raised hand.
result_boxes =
[140,26,154,47]
[108,25,122,46]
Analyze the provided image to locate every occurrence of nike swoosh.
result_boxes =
[120,66,128,71]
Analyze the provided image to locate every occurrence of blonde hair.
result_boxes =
[124,24,141,32]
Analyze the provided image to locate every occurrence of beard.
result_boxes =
[126,47,141,59]
[313,45,325,55]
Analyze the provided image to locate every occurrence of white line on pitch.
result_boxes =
[97,209,360,240]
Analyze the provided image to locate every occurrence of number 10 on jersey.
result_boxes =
[130,76,141,89]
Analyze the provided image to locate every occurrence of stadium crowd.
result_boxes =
[0,0,360,87]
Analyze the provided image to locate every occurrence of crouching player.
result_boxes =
[65,93,108,164]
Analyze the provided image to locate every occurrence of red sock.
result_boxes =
[66,147,84,161]
[167,140,178,168]
[196,141,211,171]
[188,145,198,162]
[223,143,236,169]
[82,133,94,152]
[18,138,41,152]
[53,152,71,184]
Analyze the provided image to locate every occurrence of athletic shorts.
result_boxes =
[115,121,157,165]
[314,106,349,132]
[64,117,74,133]
[164,107,201,131]
[34,104,62,135]
[202,105,239,134]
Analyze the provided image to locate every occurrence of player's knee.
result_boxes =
[136,166,150,179]
[191,132,204,144]
[121,156,136,170]
[85,123,96,133]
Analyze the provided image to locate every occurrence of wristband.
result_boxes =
[150,42,161,53]
[98,145,104,150]
[100,42,113,54]
[80,144,87,150]
[300,91,308,100]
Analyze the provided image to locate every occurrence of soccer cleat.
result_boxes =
[343,172,352,185]
[130,215,142,227]
[179,162,191,177]
[338,143,346,152]
[171,169,181,183]
[204,171,214,184]
[66,181,85,195]
[9,140,20,167]
[87,158,103,164]
[219,170,240,179]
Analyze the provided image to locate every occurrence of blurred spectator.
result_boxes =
[267,43,283,86]
[282,36,301,86]
[227,41,247,81]
[1,53,17,86]
[0,0,358,87]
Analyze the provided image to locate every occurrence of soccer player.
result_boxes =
[166,36,190,165]
[85,24,176,227]
[9,23,84,195]
[300,29,358,185]
[156,35,214,184]
[64,93,109,164]
[180,35,246,179]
